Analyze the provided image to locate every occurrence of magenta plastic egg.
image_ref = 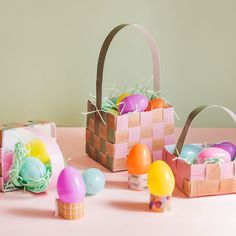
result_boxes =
[118,94,148,115]
[211,142,236,160]
[57,167,86,203]
[197,147,231,164]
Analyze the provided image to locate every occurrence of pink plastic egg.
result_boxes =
[118,94,148,115]
[57,167,86,203]
[3,152,13,182]
[211,142,236,160]
[197,147,231,164]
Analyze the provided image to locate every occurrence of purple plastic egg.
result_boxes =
[57,167,86,203]
[212,142,236,160]
[118,94,148,115]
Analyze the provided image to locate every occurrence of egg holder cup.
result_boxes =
[86,24,175,172]
[56,199,84,220]
[163,105,236,197]
[128,173,147,191]
[0,121,65,193]
[149,194,172,212]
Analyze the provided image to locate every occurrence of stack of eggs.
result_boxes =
[198,141,236,164]
[56,167,105,220]
[108,93,168,115]
[9,140,51,192]
[147,160,175,212]
[57,167,86,220]
[127,144,152,191]
[20,140,51,183]
[171,141,236,165]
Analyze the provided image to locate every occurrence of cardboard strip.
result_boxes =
[174,105,236,156]
[96,24,161,110]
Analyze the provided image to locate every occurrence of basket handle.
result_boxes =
[96,24,160,110]
[174,105,236,156]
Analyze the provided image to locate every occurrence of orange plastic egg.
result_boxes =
[127,144,152,175]
[145,98,167,111]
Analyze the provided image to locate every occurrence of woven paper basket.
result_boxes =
[86,24,175,172]
[162,105,236,197]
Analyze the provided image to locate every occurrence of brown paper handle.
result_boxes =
[174,105,236,156]
[96,24,160,110]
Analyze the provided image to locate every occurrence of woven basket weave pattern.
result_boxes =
[86,101,174,171]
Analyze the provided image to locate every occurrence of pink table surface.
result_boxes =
[1,127,236,236]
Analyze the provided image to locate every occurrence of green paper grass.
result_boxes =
[6,142,52,193]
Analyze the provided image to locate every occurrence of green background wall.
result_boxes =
[0,0,235,127]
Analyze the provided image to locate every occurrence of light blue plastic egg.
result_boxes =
[82,168,105,195]
[180,144,203,163]
[110,97,118,105]
[19,157,46,182]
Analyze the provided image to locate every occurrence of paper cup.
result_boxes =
[56,198,84,220]
[149,194,172,212]
[128,174,147,191]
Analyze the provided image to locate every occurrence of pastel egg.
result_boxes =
[147,161,175,197]
[127,144,152,175]
[110,97,118,104]
[118,94,148,115]
[57,167,86,203]
[180,144,202,164]
[211,142,236,160]
[116,93,130,105]
[197,147,231,164]
[19,157,46,182]
[82,168,105,195]
[145,98,167,111]
[25,139,50,164]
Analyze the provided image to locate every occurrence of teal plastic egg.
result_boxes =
[82,168,105,195]
[19,157,46,182]
[111,97,118,105]
[180,144,203,164]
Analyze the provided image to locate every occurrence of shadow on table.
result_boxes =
[108,200,147,212]
[67,155,112,173]
[0,191,48,200]
[6,207,54,219]
[105,180,128,190]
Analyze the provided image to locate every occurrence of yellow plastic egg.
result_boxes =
[116,93,130,105]
[25,139,50,164]
[147,160,175,196]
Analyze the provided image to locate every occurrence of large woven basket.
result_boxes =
[86,24,175,172]
[163,105,236,197]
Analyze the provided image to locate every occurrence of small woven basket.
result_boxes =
[163,105,236,197]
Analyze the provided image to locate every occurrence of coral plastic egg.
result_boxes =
[82,168,105,195]
[147,161,175,196]
[145,98,167,111]
[127,144,152,175]
[19,157,46,182]
[197,147,231,164]
[118,94,148,114]
[57,167,86,203]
